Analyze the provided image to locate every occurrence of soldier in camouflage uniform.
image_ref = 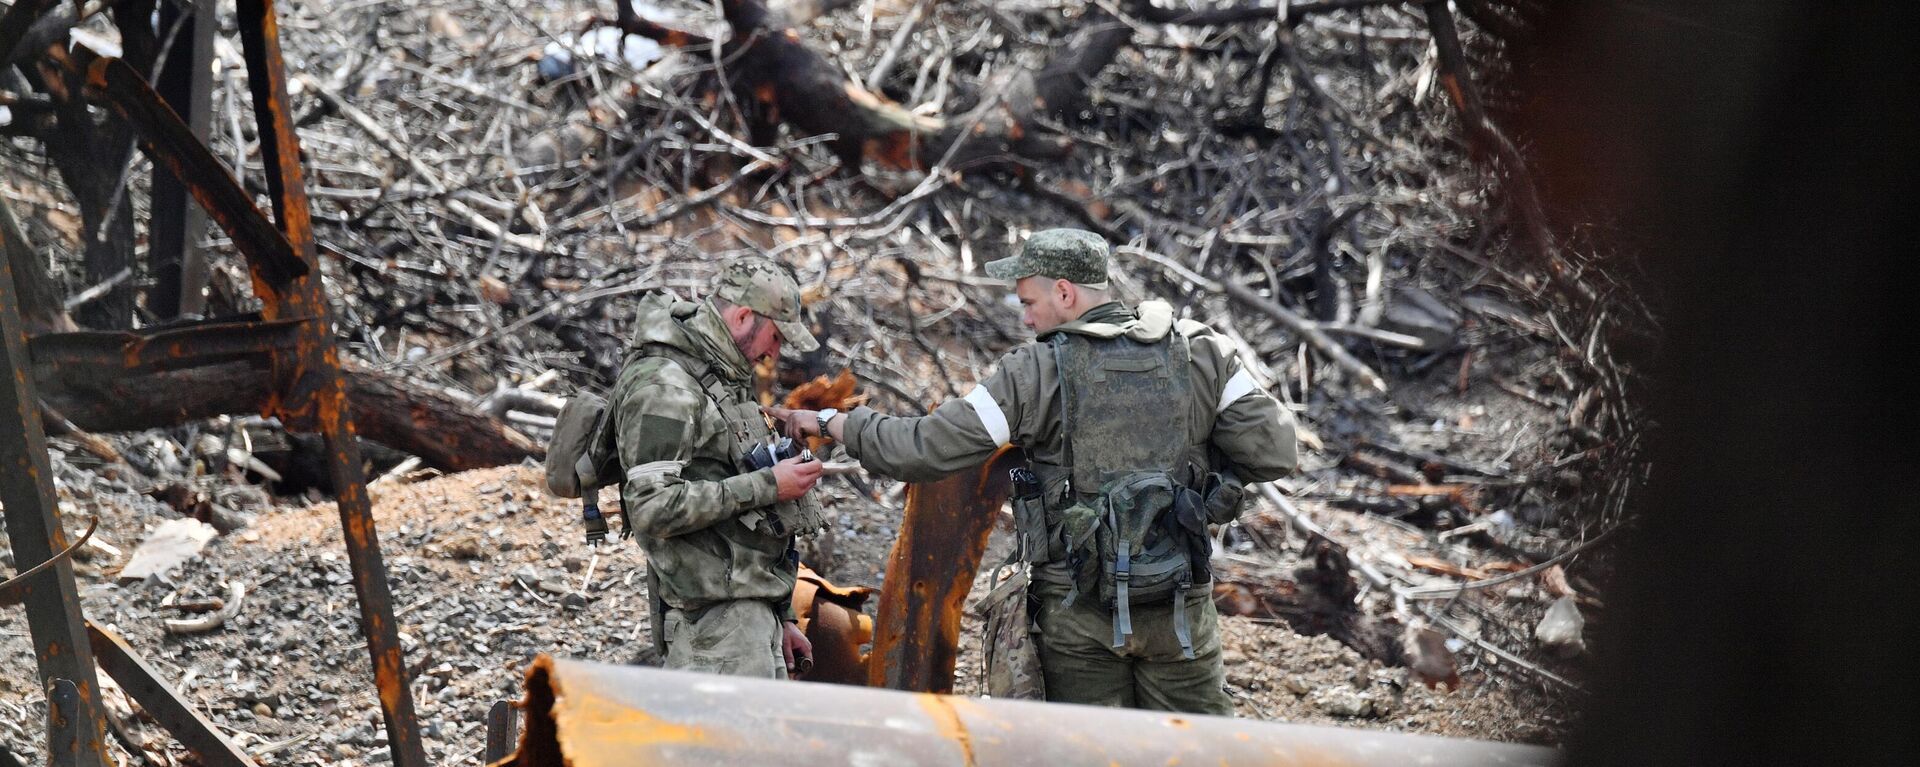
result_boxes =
[612,258,827,678]
[769,229,1296,714]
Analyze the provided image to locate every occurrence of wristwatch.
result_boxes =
[816,408,839,437]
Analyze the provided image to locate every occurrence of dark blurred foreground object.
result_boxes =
[1512,2,1920,765]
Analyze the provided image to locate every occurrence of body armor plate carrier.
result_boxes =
[1041,331,1212,659]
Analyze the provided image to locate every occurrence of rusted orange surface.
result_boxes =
[870,447,1019,691]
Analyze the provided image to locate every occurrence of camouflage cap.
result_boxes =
[713,258,818,353]
[984,229,1110,287]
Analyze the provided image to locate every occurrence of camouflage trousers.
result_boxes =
[1030,582,1231,716]
[662,599,787,679]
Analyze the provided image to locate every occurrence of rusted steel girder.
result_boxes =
[232,0,426,763]
[34,5,426,762]
[0,188,110,767]
[87,622,261,767]
[147,0,217,319]
[497,656,1560,767]
[69,52,308,287]
[870,447,1019,691]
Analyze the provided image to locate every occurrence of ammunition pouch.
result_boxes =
[740,493,827,538]
[1200,469,1246,525]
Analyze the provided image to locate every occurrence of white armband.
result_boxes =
[963,385,1012,446]
[625,460,685,483]
[1217,369,1259,414]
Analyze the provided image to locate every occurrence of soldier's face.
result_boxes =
[725,307,784,364]
[1014,276,1076,333]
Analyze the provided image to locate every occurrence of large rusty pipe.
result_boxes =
[496,656,1557,767]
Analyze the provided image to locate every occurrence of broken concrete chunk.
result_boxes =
[118,518,218,581]
[1318,689,1377,718]
[1534,595,1586,658]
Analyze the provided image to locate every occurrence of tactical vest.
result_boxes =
[626,342,826,539]
[1019,330,1214,658]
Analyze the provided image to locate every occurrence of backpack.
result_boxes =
[544,391,619,499]
[1047,332,1215,659]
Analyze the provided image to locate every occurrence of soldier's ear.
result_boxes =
[1054,278,1075,304]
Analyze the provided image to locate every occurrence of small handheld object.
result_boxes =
[1011,467,1041,499]
[582,496,609,546]
[742,437,808,471]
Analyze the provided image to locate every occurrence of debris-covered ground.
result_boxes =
[5,451,1562,766]
[4,0,1644,763]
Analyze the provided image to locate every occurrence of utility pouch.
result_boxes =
[977,564,1046,700]
[747,494,827,538]
[1200,470,1246,525]
[1010,468,1050,563]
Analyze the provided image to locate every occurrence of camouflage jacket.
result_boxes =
[841,301,1297,560]
[610,294,799,611]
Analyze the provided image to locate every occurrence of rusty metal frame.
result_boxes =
[869,448,1019,691]
[70,50,307,286]
[1,178,110,767]
[2,3,424,765]
[231,1,427,762]
[86,622,261,767]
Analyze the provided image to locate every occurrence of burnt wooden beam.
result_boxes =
[29,322,541,471]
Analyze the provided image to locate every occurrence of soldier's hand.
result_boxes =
[760,406,820,440]
[781,620,813,678]
[771,455,824,501]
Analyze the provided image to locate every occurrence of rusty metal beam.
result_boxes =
[86,622,262,767]
[486,701,519,764]
[1,182,109,767]
[499,656,1560,767]
[148,0,217,319]
[233,2,426,764]
[869,448,1018,692]
[67,50,308,288]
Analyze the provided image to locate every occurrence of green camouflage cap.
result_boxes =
[714,258,818,353]
[984,228,1110,287]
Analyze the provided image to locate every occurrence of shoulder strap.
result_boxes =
[632,342,732,408]
[1049,335,1075,494]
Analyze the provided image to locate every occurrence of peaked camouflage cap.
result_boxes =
[713,258,818,353]
[984,228,1111,287]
